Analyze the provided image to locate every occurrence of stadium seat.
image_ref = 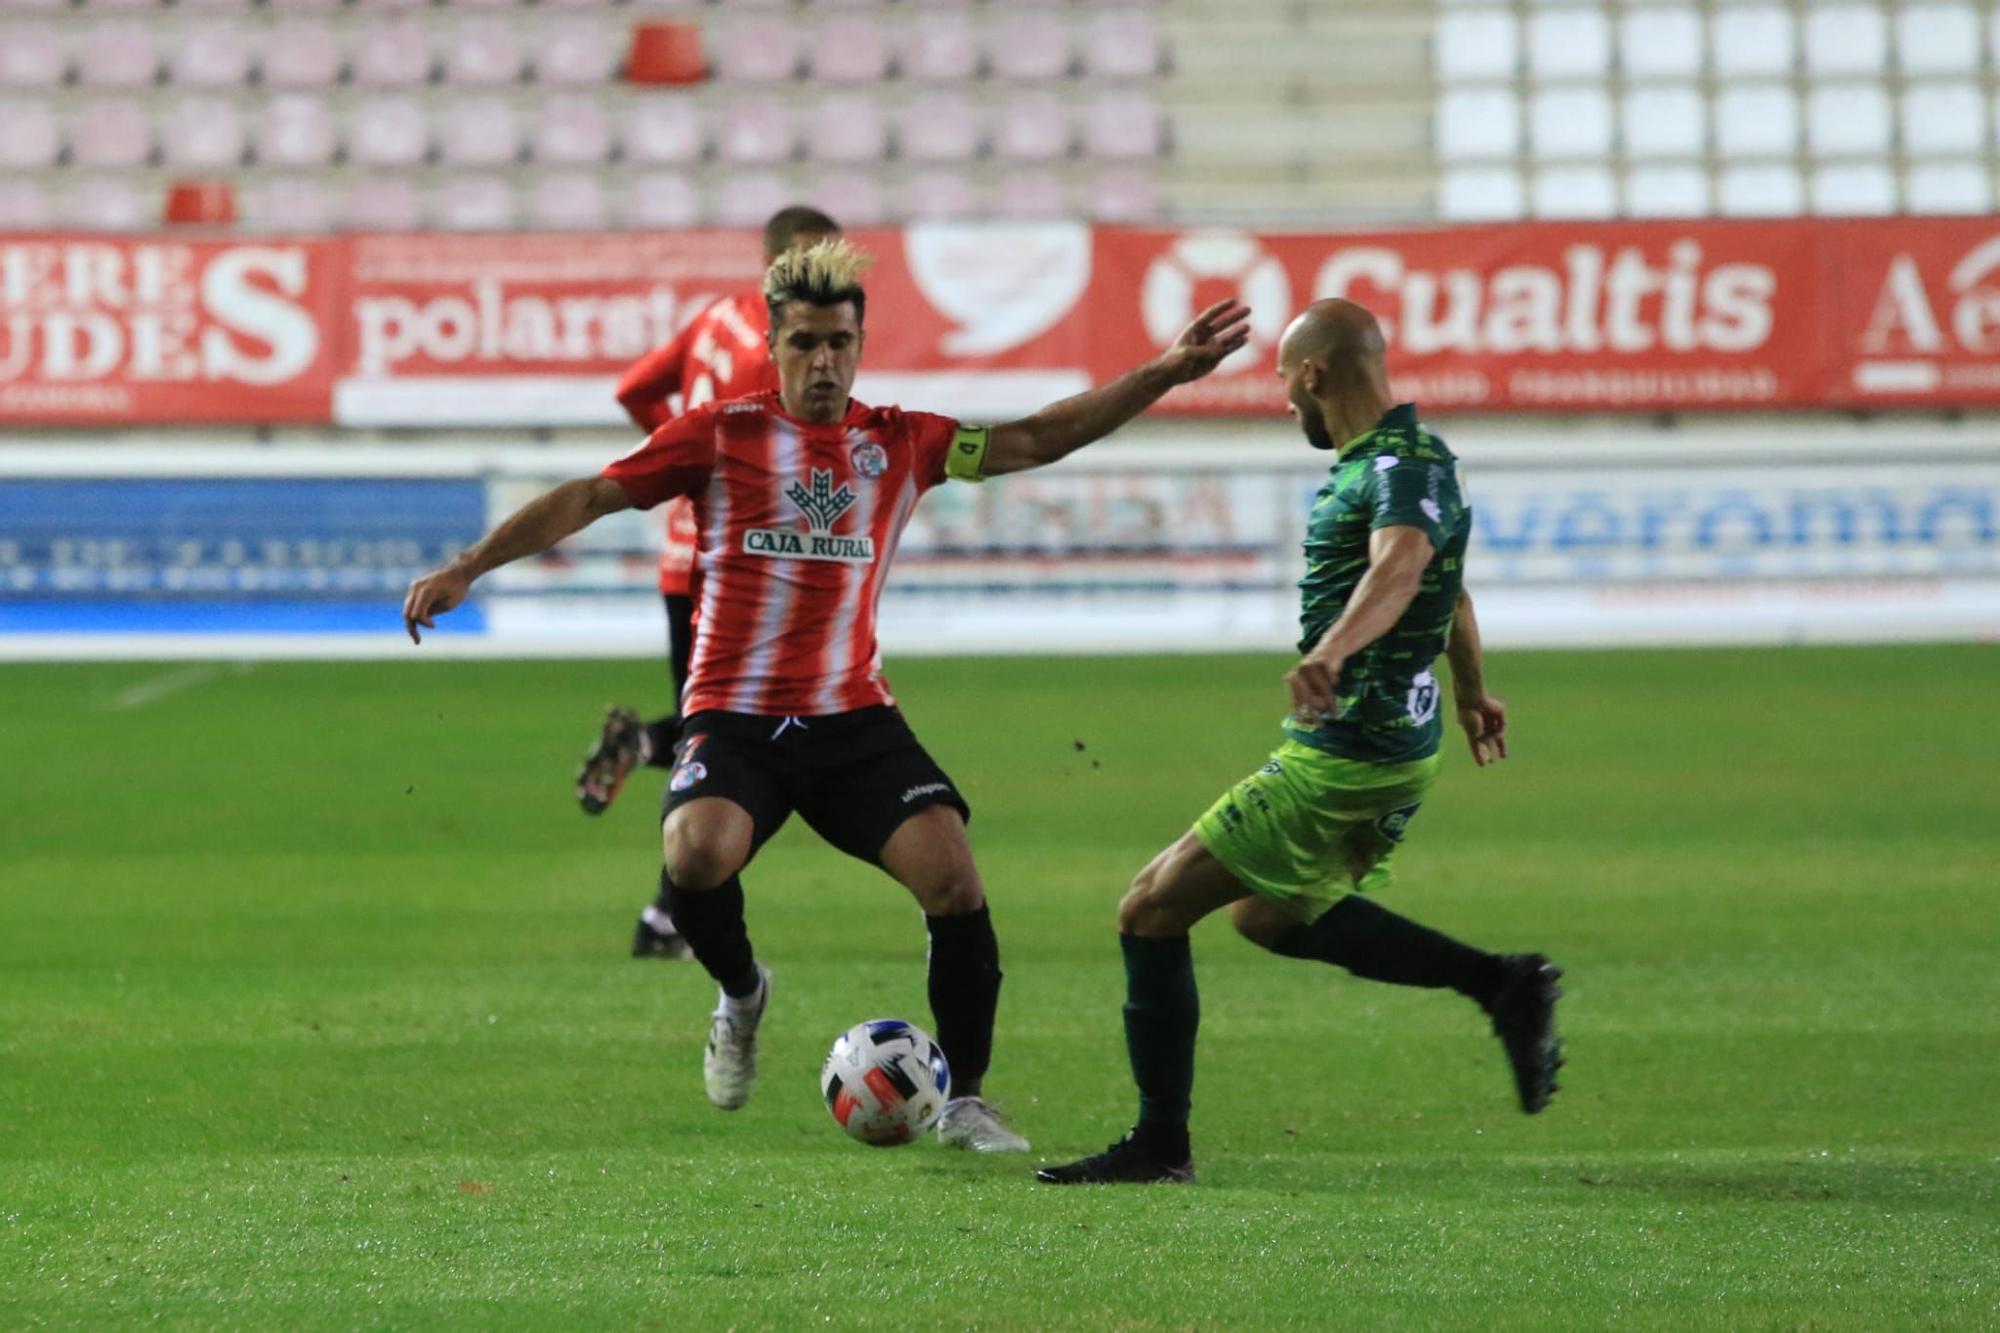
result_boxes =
[627,0,706,11]
[171,20,251,89]
[72,99,152,169]
[624,172,701,228]
[1714,85,1798,157]
[989,13,1071,82]
[445,19,525,86]
[161,180,236,226]
[263,21,343,90]
[1805,84,1890,157]
[78,22,157,88]
[1904,161,1991,213]
[534,95,613,165]
[897,95,981,163]
[0,181,52,228]
[1434,9,1516,82]
[1,0,67,10]
[1083,89,1163,160]
[1527,8,1610,80]
[0,98,60,170]
[256,94,338,168]
[811,16,890,83]
[994,169,1068,220]
[242,177,335,232]
[1622,164,1709,218]
[349,97,430,167]
[993,92,1071,162]
[1710,7,1794,78]
[61,177,146,230]
[624,96,705,164]
[898,17,978,83]
[1895,4,1979,74]
[715,18,799,82]
[1083,9,1165,80]
[435,175,515,229]
[1804,5,1888,77]
[625,22,706,86]
[1087,166,1161,222]
[0,24,66,88]
[160,97,245,170]
[1528,87,1612,160]
[1717,162,1803,215]
[441,96,521,167]
[1437,88,1520,161]
[1533,166,1616,220]
[807,92,888,165]
[1901,83,1985,155]
[718,100,795,165]
[1619,8,1703,78]
[807,170,887,226]
[900,168,981,221]
[345,176,424,231]
[1438,166,1524,221]
[713,171,790,226]
[1621,87,1705,159]
[530,173,608,230]
[353,21,432,87]
[1809,163,1896,215]
[536,18,618,86]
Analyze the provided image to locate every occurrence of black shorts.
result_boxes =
[661,706,970,866]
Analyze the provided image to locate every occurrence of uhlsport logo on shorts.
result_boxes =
[669,760,707,793]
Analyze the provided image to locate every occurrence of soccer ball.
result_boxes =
[819,1018,951,1147]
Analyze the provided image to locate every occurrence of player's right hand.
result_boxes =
[1457,694,1508,766]
[1158,299,1253,384]
[402,564,473,644]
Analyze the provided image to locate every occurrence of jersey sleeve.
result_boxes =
[614,328,691,433]
[905,410,993,489]
[600,406,717,510]
[1367,454,1459,551]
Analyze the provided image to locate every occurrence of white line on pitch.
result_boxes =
[106,661,255,711]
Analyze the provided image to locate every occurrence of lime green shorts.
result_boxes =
[1193,739,1439,923]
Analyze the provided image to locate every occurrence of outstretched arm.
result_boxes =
[403,476,634,644]
[977,300,1252,478]
[1445,586,1508,766]
[1285,525,1433,718]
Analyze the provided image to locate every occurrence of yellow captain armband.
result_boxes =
[944,424,992,483]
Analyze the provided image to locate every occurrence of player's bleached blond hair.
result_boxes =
[763,236,874,328]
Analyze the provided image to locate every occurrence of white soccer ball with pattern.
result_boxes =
[819,1018,951,1147]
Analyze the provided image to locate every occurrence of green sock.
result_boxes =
[1121,932,1199,1144]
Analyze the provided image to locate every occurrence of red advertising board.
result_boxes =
[4,219,2000,426]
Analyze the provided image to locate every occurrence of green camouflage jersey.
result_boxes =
[1285,402,1470,765]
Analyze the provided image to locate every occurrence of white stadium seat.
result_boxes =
[1895,4,1979,74]
[624,172,702,228]
[0,180,53,228]
[1904,161,1991,213]
[1805,84,1891,157]
[1532,165,1617,219]
[1804,5,1888,77]
[1621,86,1705,159]
[1434,9,1517,82]
[1714,84,1798,157]
[1810,163,1897,215]
[1900,84,1985,155]
[1529,86,1612,160]
[1620,8,1703,78]
[1711,7,1794,78]
[1527,8,1610,80]
[434,175,516,230]
[1438,165,1524,221]
[61,177,146,231]
[1717,162,1803,216]
[809,170,889,226]
[0,98,59,169]
[1623,164,1710,218]
[1437,88,1520,160]
[1086,167,1162,223]
[344,176,424,231]
[530,173,608,231]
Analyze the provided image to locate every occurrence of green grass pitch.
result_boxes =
[3,645,1997,1329]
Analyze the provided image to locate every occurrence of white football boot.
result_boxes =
[935,1096,1030,1153]
[702,965,770,1110]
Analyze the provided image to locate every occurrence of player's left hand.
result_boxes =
[1286,646,1345,721]
[1457,694,1508,766]
[1157,300,1253,384]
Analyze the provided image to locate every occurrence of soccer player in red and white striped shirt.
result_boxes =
[403,240,1250,1151]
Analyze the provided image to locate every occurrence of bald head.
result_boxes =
[1276,299,1393,453]
[1279,299,1387,379]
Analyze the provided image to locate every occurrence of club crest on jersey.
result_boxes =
[849,438,888,480]
[743,468,877,565]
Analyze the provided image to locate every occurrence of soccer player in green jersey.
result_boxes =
[1038,299,1564,1186]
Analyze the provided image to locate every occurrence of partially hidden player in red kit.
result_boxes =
[403,239,1250,1152]
[576,206,842,963]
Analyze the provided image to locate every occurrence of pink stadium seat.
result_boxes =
[624,96,705,164]
[1083,10,1164,79]
[995,170,1069,220]
[349,96,430,167]
[807,92,887,164]
[345,176,424,231]
[1083,89,1163,159]
[446,19,524,86]
[256,94,339,168]
[435,175,516,229]
[714,171,790,226]
[440,96,521,166]
[715,18,799,82]
[263,23,342,90]
[624,172,702,228]
[171,20,251,88]
[78,22,157,88]
[1087,167,1161,222]
[242,177,335,232]
[0,0,68,11]
[900,169,981,221]
[536,18,618,85]
[533,95,612,164]
[86,0,162,9]
[989,13,1071,82]
[0,98,60,169]
[351,0,436,9]
[62,177,147,231]
[530,173,608,230]
[812,16,890,83]
[0,181,53,229]
[994,92,1070,162]
[161,97,245,169]
[353,21,432,87]
[897,95,980,163]
[718,100,794,165]
[808,171,886,226]
[72,99,152,169]
[899,17,978,82]
[626,0,703,10]
[0,24,66,88]
[176,0,253,10]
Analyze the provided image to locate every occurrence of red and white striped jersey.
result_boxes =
[613,291,778,596]
[601,391,966,718]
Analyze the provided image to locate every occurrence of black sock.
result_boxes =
[643,716,682,769]
[926,906,1001,1100]
[1121,933,1196,1161]
[1272,894,1506,1003]
[667,872,759,997]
